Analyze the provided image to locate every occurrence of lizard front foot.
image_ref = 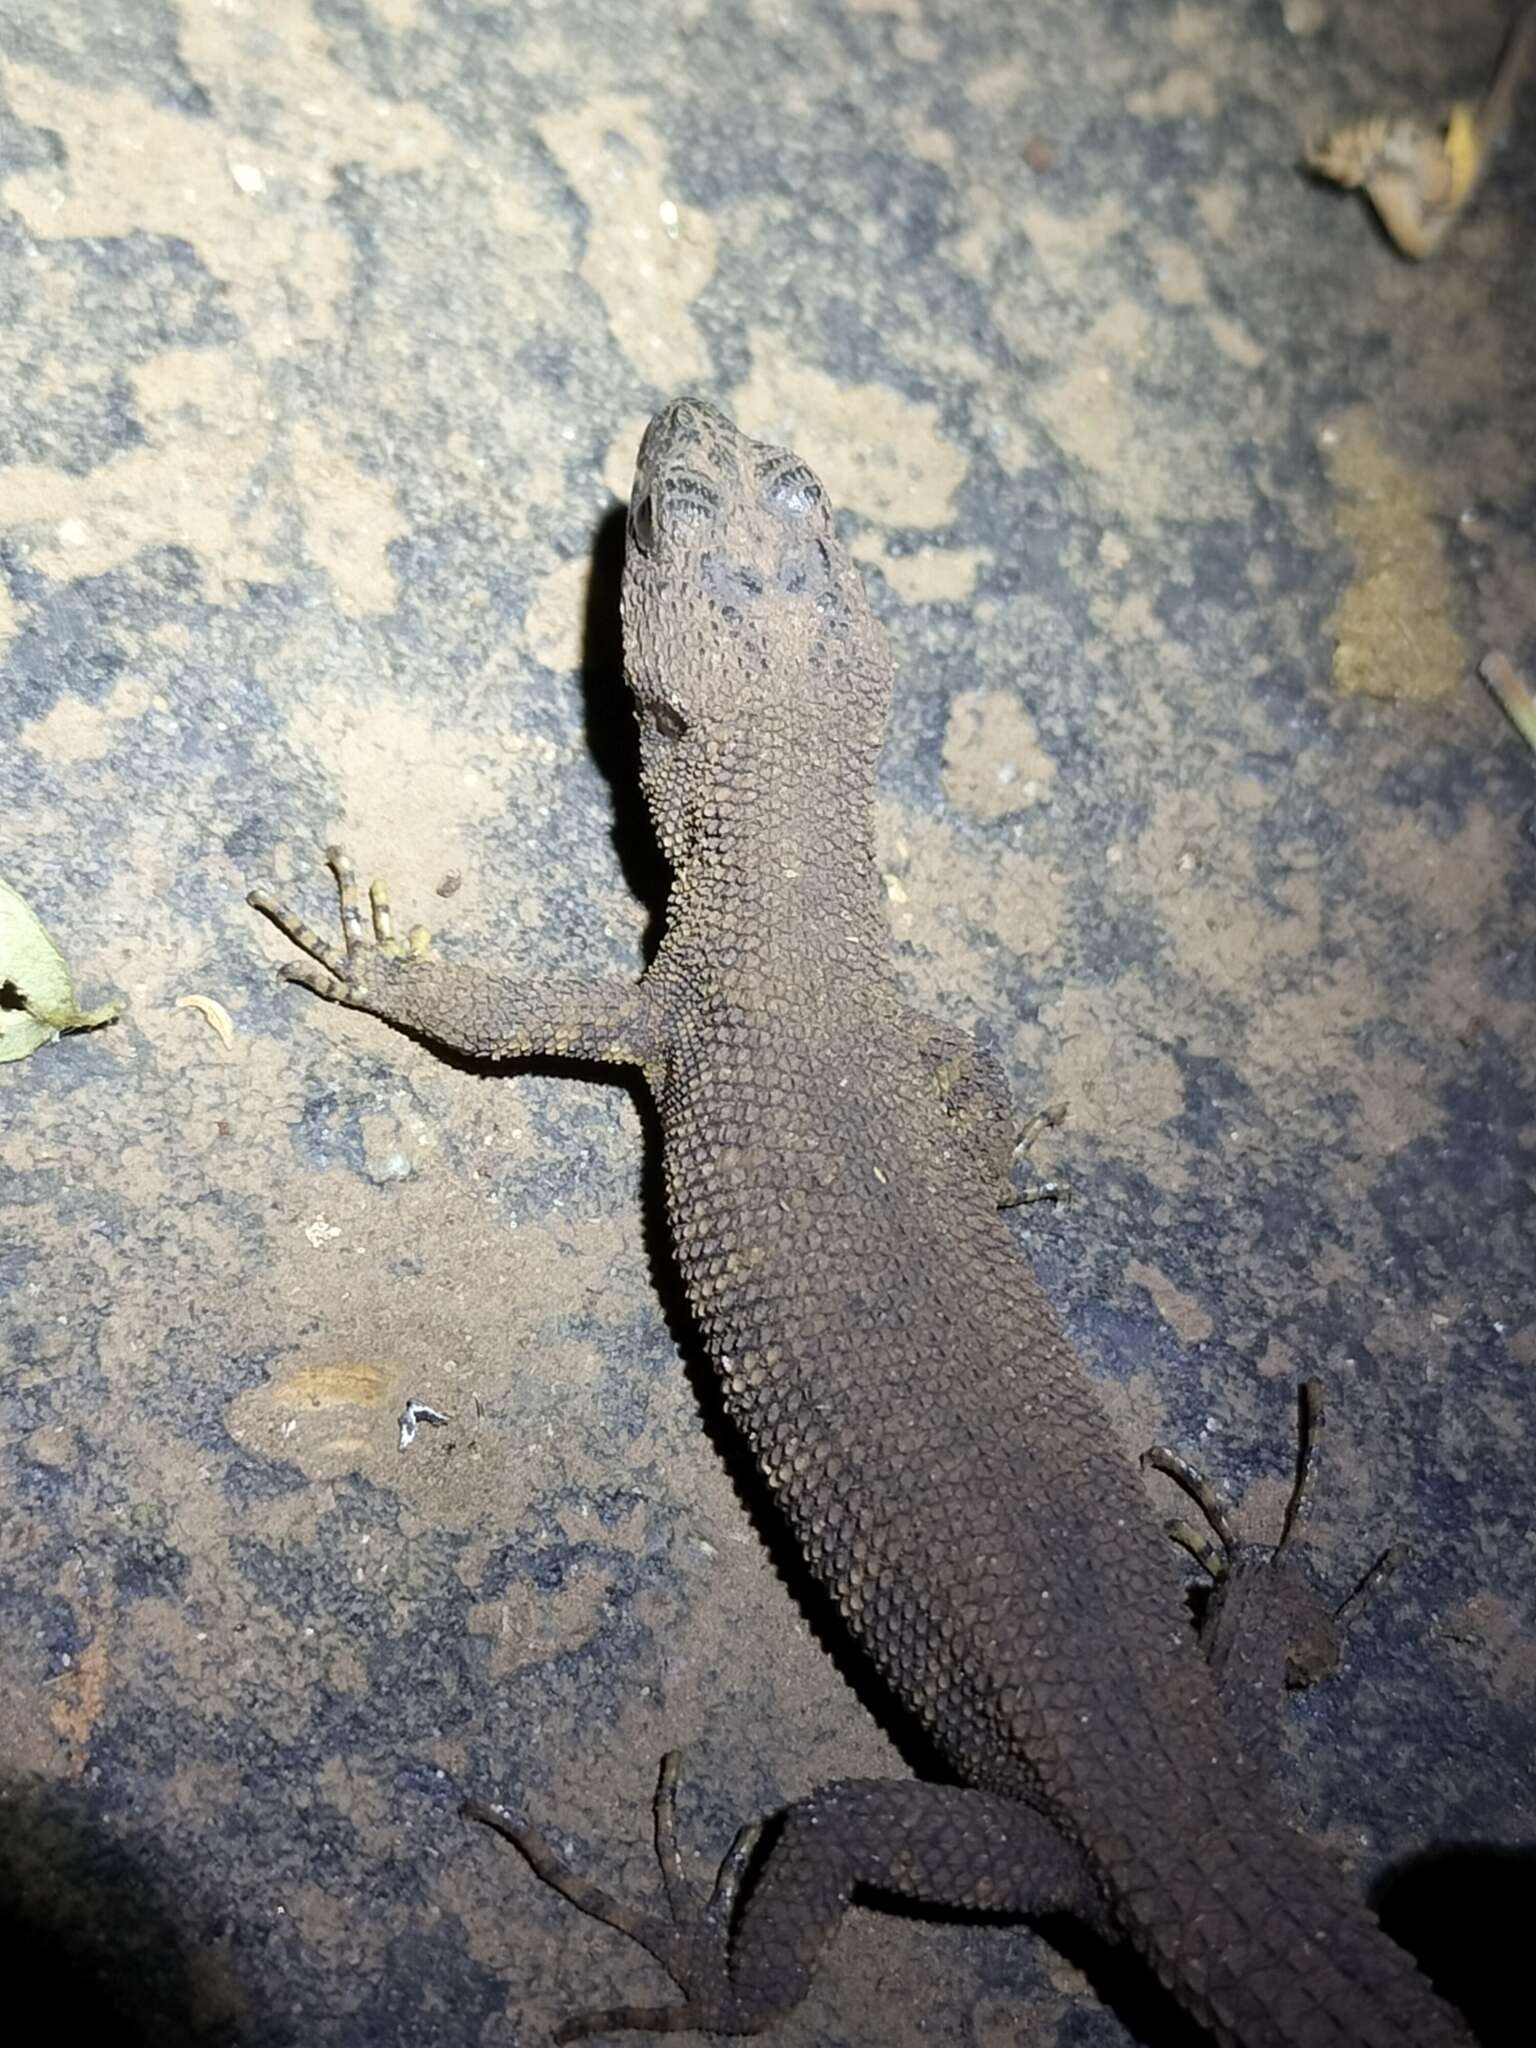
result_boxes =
[465,1753,767,2042]
[248,844,434,1007]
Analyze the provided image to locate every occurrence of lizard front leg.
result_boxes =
[249,846,663,1070]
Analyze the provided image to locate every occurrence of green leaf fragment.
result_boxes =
[0,877,121,1064]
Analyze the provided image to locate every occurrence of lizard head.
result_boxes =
[620,397,893,861]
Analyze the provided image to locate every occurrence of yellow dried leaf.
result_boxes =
[176,993,236,1050]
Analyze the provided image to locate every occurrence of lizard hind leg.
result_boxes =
[1141,1380,1401,1760]
[466,1754,1095,2041]
[465,1755,754,2042]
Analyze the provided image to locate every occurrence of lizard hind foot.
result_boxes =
[464,1753,765,2041]
[1141,1380,1401,1706]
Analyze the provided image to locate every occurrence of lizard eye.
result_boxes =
[649,701,686,741]
[765,464,825,520]
[629,490,655,555]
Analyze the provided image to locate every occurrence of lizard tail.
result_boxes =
[1105,1786,1470,2048]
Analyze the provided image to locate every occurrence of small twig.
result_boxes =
[1480,651,1536,755]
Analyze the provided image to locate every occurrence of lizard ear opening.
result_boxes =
[647,700,687,742]
[628,490,655,556]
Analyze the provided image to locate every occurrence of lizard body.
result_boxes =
[251,399,1471,2047]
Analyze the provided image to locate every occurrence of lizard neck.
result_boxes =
[662,725,891,987]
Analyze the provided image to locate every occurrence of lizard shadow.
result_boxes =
[576,502,671,960]
[1371,1841,1532,2047]
[0,1774,222,2044]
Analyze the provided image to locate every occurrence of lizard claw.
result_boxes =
[248,845,435,1006]
[464,1754,760,2041]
